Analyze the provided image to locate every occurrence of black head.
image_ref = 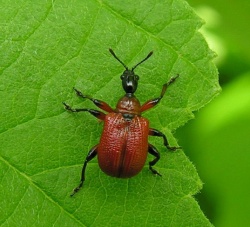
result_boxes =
[109,48,153,95]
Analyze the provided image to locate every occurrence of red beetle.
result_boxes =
[63,49,180,196]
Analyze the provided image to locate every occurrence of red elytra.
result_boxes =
[63,49,180,196]
[98,112,149,178]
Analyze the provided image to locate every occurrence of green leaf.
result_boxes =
[0,0,219,226]
[178,72,250,227]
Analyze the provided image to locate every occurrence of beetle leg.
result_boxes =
[149,128,181,151]
[71,144,98,196]
[148,144,161,176]
[63,102,106,121]
[73,87,114,112]
[140,74,179,112]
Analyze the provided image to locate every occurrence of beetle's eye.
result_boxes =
[120,74,125,80]
[135,75,139,80]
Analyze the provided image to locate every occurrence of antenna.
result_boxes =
[109,49,153,71]
[109,48,128,70]
[132,51,153,71]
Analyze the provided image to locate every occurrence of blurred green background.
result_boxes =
[176,0,250,226]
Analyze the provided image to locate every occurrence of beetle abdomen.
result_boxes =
[98,113,149,178]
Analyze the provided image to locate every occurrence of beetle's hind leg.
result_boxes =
[71,145,98,196]
[148,144,162,176]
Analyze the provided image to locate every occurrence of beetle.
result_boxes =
[63,49,180,196]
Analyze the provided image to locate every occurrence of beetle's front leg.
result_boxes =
[71,144,98,196]
[149,128,181,151]
[63,102,106,121]
[140,74,179,112]
[73,87,113,113]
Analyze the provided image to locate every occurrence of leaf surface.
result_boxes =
[0,0,219,226]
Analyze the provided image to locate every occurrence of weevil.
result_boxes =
[63,49,180,196]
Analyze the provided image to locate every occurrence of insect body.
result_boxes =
[98,112,149,178]
[63,49,180,196]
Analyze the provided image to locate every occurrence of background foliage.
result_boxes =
[177,0,250,226]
